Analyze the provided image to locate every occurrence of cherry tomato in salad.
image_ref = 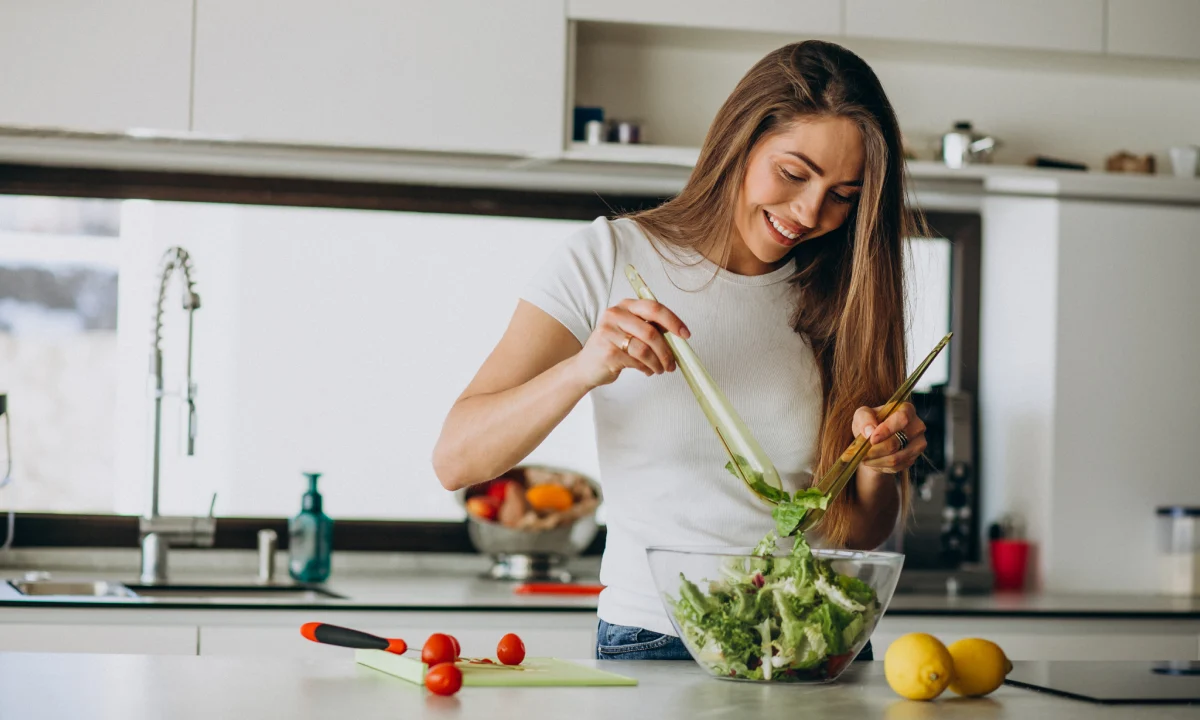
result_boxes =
[447,634,461,658]
[826,651,855,677]
[422,633,457,666]
[496,633,525,666]
[424,662,463,696]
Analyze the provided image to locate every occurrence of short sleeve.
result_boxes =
[520,217,617,347]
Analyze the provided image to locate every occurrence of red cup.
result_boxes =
[990,539,1030,592]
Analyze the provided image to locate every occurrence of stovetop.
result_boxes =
[1006,661,1200,705]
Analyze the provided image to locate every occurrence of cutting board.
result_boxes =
[355,650,637,687]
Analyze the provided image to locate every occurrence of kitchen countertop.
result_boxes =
[885,592,1200,619]
[2,567,1199,617]
[1,653,1195,719]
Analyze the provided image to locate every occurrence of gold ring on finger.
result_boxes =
[620,335,632,353]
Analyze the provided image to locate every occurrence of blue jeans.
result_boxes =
[595,619,875,662]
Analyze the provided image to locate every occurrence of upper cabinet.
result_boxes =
[192,0,567,156]
[567,0,842,36]
[0,1,192,133]
[1106,0,1200,61]
[845,0,1105,54]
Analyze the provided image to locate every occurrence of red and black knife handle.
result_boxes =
[300,622,407,654]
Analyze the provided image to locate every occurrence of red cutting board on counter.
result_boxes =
[513,583,604,596]
[355,651,636,687]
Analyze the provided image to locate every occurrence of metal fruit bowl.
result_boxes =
[455,465,602,582]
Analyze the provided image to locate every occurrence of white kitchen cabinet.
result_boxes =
[192,0,568,155]
[567,0,842,36]
[845,0,1105,54]
[0,623,197,655]
[6,604,1198,663]
[1106,0,1200,61]
[0,1,193,133]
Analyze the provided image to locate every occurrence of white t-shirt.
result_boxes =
[521,217,823,635]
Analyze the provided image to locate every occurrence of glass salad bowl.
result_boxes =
[647,542,904,683]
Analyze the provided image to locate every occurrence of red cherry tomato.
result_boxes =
[826,651,855,677]
[496,633,525,666]
[424,662,463,696]
[447,634,461,658]
[422,633,457,666]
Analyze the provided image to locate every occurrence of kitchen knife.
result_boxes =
[300,622,407,654]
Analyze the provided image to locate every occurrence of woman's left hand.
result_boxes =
[852,402,927,474]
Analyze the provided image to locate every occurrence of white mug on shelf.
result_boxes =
[1168,145,1199,178]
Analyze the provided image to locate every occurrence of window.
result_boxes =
[0,195,121,513]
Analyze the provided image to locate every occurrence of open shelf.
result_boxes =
[559,142,1200,205]
[562,142,699,167]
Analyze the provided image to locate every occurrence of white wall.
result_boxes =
[977,197,1060,589]
[110,203,955,521]
[979,196,1200,593]
[112,203,599,520]
[1049,200,1200,592]
[575,27,1200,170]
[113,201,244,519]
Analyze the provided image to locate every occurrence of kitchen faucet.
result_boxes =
[139,247,215,584]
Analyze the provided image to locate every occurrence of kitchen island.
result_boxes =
[3,562,1200,662]
[4,565,1200,617]
[0,652,1194,719]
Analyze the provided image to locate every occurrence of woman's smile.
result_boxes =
[764,209,809,246]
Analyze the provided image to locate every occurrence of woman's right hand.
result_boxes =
[570,298,691,389]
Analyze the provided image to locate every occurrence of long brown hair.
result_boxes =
[631,40,919,548]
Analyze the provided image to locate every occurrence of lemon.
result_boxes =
[884,633,954,701]
[947,638,1012,697]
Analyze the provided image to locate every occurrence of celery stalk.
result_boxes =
[624,264,784,502]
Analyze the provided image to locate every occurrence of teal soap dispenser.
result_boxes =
[288,472,333,583]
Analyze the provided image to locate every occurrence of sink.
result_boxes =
[125,584,345,600]
[8,580,137,598]
[7,580,344,601]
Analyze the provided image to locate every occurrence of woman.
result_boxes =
[433,40,927,662]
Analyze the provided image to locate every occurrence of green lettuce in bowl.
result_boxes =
[647,532,903,682]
